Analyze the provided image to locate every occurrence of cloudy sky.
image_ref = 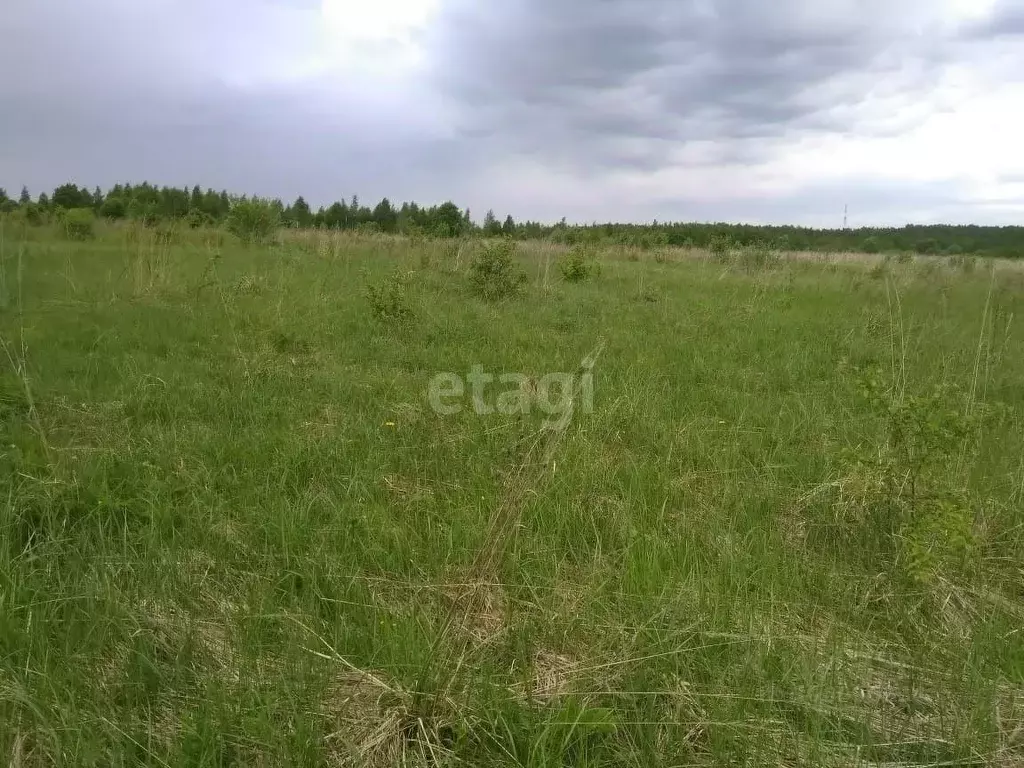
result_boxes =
[2,0,1023,226]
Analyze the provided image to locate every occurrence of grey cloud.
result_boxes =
[0,0,472,206]
[427,0,993,170]
[2,80,473,206]
[1,0,1022,226]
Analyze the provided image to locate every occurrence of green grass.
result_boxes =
[2,223,1023,766]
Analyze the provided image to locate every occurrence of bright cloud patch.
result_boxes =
[321,0,436,43]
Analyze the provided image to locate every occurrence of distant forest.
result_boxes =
[2,181,1022,258]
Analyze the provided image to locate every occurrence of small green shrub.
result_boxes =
[837,368,986,584]
[100,197,127,220]
[21,203,44,226]
[469,239,527,300]
[227,198,280,244]
[62,208,96,241]
[709,234,732,263]
[186,209,214,229]
[366,270,415,324]
[559,245,598,283]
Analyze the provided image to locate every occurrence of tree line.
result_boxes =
[1,182,1022,257]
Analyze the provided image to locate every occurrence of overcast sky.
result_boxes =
[2,0,1023,226]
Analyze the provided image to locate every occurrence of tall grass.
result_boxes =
[1,226,1022,766]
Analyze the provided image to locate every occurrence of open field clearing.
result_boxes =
[2,225,1023,766]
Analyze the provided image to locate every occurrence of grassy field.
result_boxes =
[2,222,1023,766]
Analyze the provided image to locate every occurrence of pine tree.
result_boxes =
[19,186,30,206]
[372,198,397,233]
[290,196,312,228]
[325,202,346,229]
[483,209,501,236]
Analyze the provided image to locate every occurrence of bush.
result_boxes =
[366,270,415,324]
[62,208,96,241]
[227,198,280,244]
[837,369,986,584]
[133,205,161,228]
[861,236,881,254]
[186,209,214,229]
[21,203,43,226]
[559,245,598,283]
[468,239,527,300]
[709,234,732,263]
[100,197,127,220]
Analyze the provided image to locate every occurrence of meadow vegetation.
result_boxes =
[1,214,1023,766]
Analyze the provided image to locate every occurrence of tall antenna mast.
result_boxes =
[843,204,849,230]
